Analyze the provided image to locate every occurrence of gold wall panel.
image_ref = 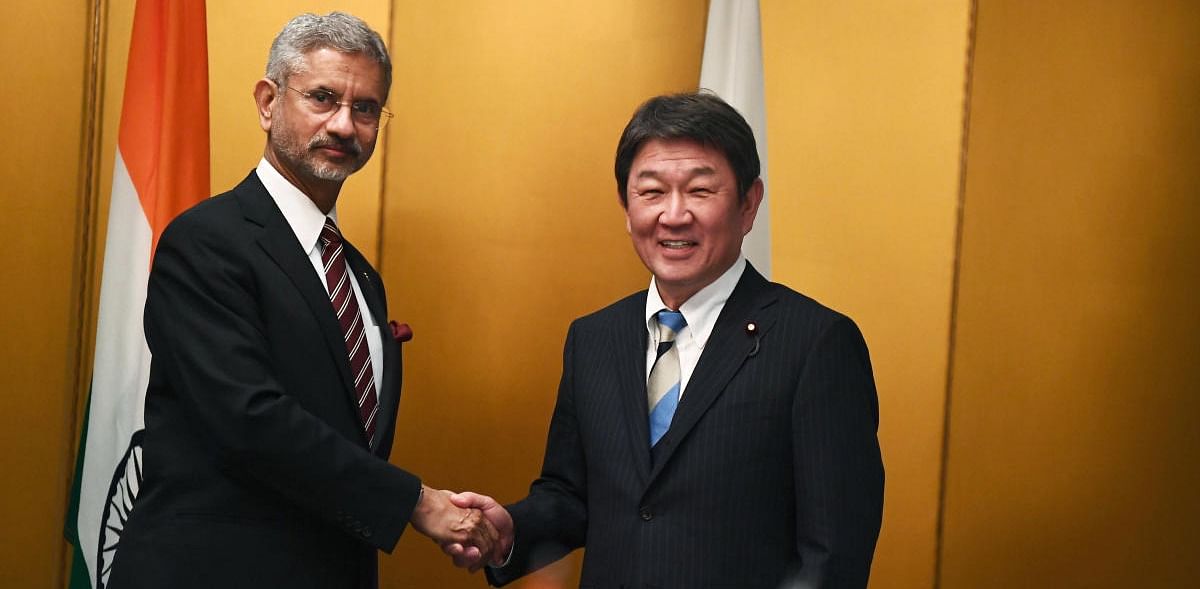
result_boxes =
[380,1,707,586]
[762,1,972,586]
[942,1,1200,586]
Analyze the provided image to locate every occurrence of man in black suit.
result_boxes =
[108,13,494,589]
[448,92,884,588]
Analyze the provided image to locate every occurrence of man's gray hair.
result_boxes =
[266,12,392,96]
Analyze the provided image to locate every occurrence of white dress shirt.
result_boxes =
[643,255,747,397]
[256,158,383,397]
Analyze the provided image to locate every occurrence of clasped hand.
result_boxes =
[410,485,513,573]
[415,488,515,573]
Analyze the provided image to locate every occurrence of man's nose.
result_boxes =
[324,103,356,136]
[660,192,691,225]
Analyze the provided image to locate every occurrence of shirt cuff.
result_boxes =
[488,540,515,569]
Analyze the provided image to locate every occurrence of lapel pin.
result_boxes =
[746,321,760,357]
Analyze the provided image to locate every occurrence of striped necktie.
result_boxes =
[648,309,687,447]
[320,219,378,446]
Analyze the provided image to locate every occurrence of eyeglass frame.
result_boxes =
[284,85,394,130]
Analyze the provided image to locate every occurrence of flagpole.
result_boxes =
[63,0,110,585]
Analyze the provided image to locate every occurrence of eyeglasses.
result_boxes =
[286,86,393,130]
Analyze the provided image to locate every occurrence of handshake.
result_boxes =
[410,485,513,573]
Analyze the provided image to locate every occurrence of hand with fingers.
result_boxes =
[441,491,515,572]
[410,485,499,562]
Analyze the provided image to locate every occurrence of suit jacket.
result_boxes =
[488,264,884,588]
[108,172,421,589]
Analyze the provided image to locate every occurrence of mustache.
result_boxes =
[308,134,362,156]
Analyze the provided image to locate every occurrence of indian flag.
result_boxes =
[65,1,210,587]
[700,0,771,277]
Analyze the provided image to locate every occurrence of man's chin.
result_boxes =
[649,268,704,290]
[308,162,360,182]
[647,257,701,278]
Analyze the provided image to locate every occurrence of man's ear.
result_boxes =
[253,78,279,132]
[741,178,765,235]
[620,191,632,234]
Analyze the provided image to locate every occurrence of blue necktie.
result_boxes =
[648,310,687,446]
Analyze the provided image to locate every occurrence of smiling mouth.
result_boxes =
[660,240,696,249]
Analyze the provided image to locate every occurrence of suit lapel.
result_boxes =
[647,264,779,483]
[611,293,653,484]
[234,172,366,445]
[342,243,386,331]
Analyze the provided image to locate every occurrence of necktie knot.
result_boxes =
[656,310,687,342]
[320,219,342,248]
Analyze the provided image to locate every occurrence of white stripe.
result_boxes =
[325,239,343,257]
[364,402,378,428]
[77,151,154,580]
[335,287,353,322]
[700,0,771,277]
[359,380,376,406]
[346,312,362,339]
[330,268,350,303]
[353,355,370,387]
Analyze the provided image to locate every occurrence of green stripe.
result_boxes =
[64,386,93,588]
[68,547,91,589]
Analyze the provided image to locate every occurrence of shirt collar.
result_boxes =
[256,158,338,255]
[644,255,747,349]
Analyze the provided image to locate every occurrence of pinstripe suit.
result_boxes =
[487,264,884,588]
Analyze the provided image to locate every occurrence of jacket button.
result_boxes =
[639,508,653,521]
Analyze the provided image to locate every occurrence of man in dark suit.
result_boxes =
[108,13,494,589]
[448,92,884,588]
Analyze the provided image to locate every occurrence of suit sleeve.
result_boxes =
[486,322,589,586]
[144,214,420,552]
[790,316,885,588]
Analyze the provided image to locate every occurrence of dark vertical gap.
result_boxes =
[63,0,109,585]
[374,2,395,274]
[934,0,979,586]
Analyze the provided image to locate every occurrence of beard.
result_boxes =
[270,110,371,183]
